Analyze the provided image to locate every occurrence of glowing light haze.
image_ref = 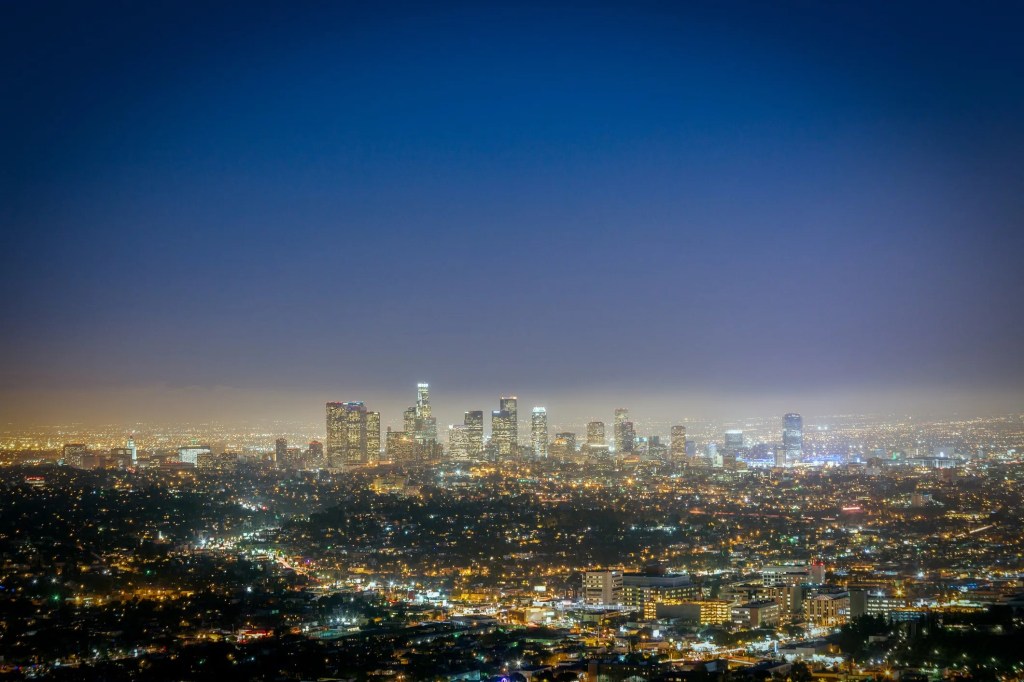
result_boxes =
[2,2,1023,425]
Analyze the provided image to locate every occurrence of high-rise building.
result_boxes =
[783,413,803,465]
[670,425,687,463]
[586,421,606,446]
[402,383,437,446]
[415,382,437,444]
[500,396,518,452]
[307,441,324,467]
[724,429,744,450]
[551,432,577,459]
[491,409,514,459]
[274,438,287,465]
[619,421,636,455]
[325,401,372,467]
[367,411,381,464]
[126,435,137,464]
[448,424,471,462]
[386,428,416,464]
[613,408,631,453]
[531,407,548,458]
[463,410,484,458]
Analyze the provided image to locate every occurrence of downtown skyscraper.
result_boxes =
[491,396,518,459]
[531,407,548,458]
[783,413,803,465]
[325,401,380,468]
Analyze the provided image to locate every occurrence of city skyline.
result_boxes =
[3,2,1024,426]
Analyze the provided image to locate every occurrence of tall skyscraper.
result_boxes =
[491,409,514,459]
[670,425,687,463]
[448,424,471,462]
[326,401,372,467]
[386,428,416,464]
[613,408,630,453]
[783,413,803,465]
[126,435,137,464]
[724,429,744,450]
[500,396,518,452]
[415,382,437,443]
[274,437,287,465]
[367,411,381,464]
[403,383,437,445]
[531,407,548,458]
[464,410,484,458]
[307,440,324,467]
[587,421,606,446]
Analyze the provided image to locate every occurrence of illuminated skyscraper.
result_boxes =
[464,410,484,458]
[531,407,548,458]
[367,411,381,463]
[613,408,630,453]
[275,437,287,465]
[448,424,471,462]
[325,401,372,467]
[415,382,437,443]
[670,425,687,463]
[587,421,606,446]
[386,428,416,464]
[552,432,577,459]
[403,382,437,445]
[126,435,137,463]
[783,413,803,465]
[500,396,518,451]
[307,440,324,467]
[491,409,514,459]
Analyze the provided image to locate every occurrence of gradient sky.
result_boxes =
[2,1,1023,426]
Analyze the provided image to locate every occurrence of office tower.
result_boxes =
[126,435,137,463]
[586,421,606,446]
[448,424,470,462]
[402,383,437,446]
[308,441,324,467]
[783,413,803,465]
[325,401,371,467]
[491,409,514,459]
[500,396,518,452]
[386,428,416,464]
[367,411,381,464]
[415,382,437,444]
[551,432,577,459]
[613,408,630,453]
[531,407,548,458]
[620,421,636,455]
[706,442,719,466]
[403,406,417,434]
[724,429,744,450]
[464,410,484,458]
[670,425,687,463]
[62,443,88,468]
[274,437,287,465]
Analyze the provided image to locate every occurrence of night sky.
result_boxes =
[3,1,1023,426]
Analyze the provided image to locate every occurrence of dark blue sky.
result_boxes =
[3,1,1023,424]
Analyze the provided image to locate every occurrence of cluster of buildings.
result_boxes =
[306,383,806,472]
